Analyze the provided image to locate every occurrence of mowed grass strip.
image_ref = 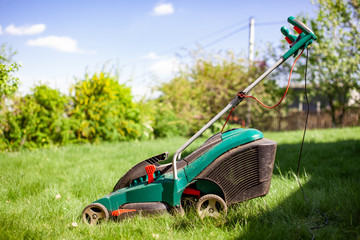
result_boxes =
[0,127,359,239]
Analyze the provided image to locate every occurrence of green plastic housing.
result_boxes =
[94,128,263,211]
[282,16,317,59]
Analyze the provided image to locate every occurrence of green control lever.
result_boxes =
[281,16,317,60]
[281,26,297,44]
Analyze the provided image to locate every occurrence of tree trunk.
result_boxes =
[329,101,337,127]
[338,106,346,127]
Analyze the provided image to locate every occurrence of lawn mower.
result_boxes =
[82,16,317,225]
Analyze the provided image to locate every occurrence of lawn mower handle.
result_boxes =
[281,16,317,60]
[171,17,317,180]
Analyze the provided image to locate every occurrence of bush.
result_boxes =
[0,85,71,150]
[0,44,21,97]
[156,51,272,135]
[0,71,157,150]
[70,72,153,142]
[151,101,189,138]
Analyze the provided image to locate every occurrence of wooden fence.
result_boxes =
[248,109,360,131]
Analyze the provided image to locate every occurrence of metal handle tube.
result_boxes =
[243,58,284,94]
[172,100,238,179]
[171,57,285,179]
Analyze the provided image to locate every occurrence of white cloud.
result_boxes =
[5,23,46,35]
[152,3,174,16]
[27,36,92,54]
[142,52,161,60]
[149,57,179,78]
[0,25,2,35]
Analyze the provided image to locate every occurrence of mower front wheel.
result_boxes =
[196,194,227,219]
[82,203,109,225]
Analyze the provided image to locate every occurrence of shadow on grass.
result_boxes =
[173,140,360,239]
[230,139,360,239]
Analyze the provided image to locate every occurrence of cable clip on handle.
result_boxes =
[281,16,317,59]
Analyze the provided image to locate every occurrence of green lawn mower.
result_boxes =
[82,16,317,225]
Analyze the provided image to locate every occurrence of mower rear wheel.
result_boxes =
[82,203,109,225]
[196,194,227,219]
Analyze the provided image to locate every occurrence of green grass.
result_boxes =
[1,127,359,239]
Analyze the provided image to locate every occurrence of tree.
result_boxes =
[157,50,272,135]
[0,44,21,97]
[307,0,360,126]
[268,0,360,127]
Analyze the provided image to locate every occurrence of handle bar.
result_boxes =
[171,16,318,180]
[281,16,317,60]
[288,16,314,35]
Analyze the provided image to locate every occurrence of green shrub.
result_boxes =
[151,101,189,138]
[0,44,21,97]
[70,72,153,142]
[0,85,71,150]
[157,51,272,135]
[0,71,156,150]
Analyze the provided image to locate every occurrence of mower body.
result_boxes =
[82,16,318,224]
[92,128,277,214]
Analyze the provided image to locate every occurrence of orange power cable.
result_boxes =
[240,49,305,109]
[221,49,305,132]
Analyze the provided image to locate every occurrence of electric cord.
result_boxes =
[296,48,328,239]
[221,106,236,133]
[240,48,305,108]
[221,47,329,239]
[221,48,304,132]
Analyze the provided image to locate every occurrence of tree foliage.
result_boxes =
[0,85,71,149]
[267,0,360,127]
[150,101,189,138]
[306,0,360,126]
[0,44,21,97]
[70,72,153,142]
[0,72,155,150]
[157,51,274,135]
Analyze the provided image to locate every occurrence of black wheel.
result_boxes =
[196,194,227,219]
[82,203,109,225]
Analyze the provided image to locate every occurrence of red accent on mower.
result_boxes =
[111,209,136,217]
[183,187,201,197]
[285,36,293,44]
[293,26,303,34]
[145,165,156,184]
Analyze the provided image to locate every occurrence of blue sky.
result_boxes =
[0,0,317,98]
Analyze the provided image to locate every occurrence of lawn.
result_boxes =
[0,127,359,239]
